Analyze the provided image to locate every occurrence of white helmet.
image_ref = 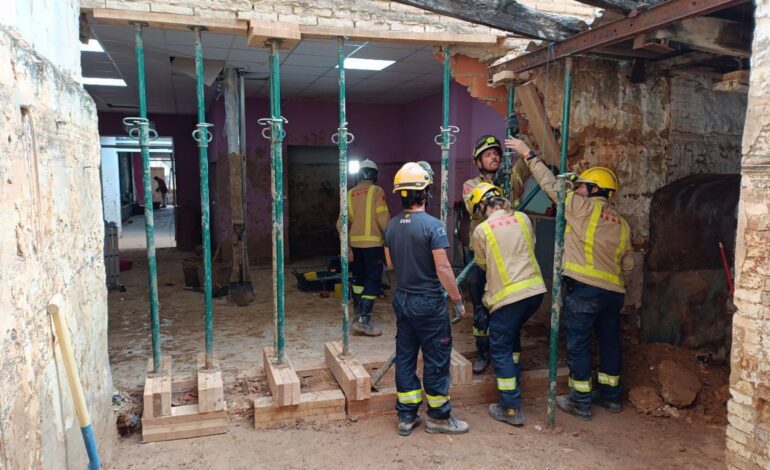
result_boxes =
[360,159,378,172]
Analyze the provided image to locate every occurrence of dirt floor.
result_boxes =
[108,247,728,469]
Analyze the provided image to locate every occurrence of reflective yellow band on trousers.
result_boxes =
[569,377,592,393]
[473,327,489,337]
[397,389,422,404]
[425,393,449,408]
[361,295,377,300]
[597,372,620,387]
[497,377,517,391]
[512,352,520,364]
[352,285,364,294]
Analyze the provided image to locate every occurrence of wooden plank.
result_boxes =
[650,17,751,58]
[712,80,749,94]
[91,8,248,35]
[263,347,301,406]
[517,81,560,166]
[324,341,371,401]
[450,349,473,386]
[142,405,228,443]
[197,353,225,413]
[253,390,346,428]
[247,19,302,49]
[722,70,749,82]
[299,25,499,46]
[347,367,569,420]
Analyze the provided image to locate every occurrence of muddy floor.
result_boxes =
[108,248,726,469]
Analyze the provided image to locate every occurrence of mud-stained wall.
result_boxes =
[520,58,746,310]
[0,23,113,470]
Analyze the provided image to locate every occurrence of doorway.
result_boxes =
[287,145,340,260]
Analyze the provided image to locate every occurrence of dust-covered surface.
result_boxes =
[110,399,725,469]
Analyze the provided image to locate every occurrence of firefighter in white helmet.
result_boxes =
[337,158,390,336]
[467,182,546,426]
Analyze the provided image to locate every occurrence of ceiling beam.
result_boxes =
[389,0,585,41]
[572,0,640,14]
[650,16,752,57]
[490,0,751,75]
[652,51,720,69]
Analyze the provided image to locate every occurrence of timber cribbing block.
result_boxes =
[196,353,225,413]
[143,355,172,419]
[325,341,371,401]
[253,390,346,428]
[263,347,301,406]
[142,405,228,443]
[450,349,473,386]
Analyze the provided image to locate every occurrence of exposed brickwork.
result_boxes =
[727,0,770,467]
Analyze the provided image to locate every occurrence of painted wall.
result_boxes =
[209,82,507,263]
[100,146,122,235]
[97,112,201,250]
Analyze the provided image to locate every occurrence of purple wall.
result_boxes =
[98,112,202,250]
[207,82,508,263]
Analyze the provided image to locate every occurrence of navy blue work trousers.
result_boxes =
[467,261,489,337]
[352,247,384,299]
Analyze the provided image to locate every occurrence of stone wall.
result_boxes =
[516,58,745,309]
[0,10,113,470]
[726,0,770,467]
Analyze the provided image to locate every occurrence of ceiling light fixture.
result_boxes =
[81,77,127,87]
[339,58,395,71]
[80,39,105,53]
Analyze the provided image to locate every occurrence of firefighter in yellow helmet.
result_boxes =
[506,137,633,421]
[384,162,469,436]
[468,182,546,426]
[337,158,390,336]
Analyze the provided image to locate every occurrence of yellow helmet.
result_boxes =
[393,162,431,195]
[575,167,619,192]
[468,182,503,215]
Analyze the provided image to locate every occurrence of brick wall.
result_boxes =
[726,0,770,468]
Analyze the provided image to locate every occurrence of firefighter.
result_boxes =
[337,159,390,336]
[462,135,504,374]
[384,162,469,436]
[506,137,633,420]
[468,182,546,426]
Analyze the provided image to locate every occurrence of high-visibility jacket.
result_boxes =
[527,158,633,293]
[462,158,532,239]
[337,180,390,248]
[470,209,546,313]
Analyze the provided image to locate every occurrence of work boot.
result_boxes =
[397,414,421,437]
[352,299,382,336]
[592,391,623,413]
[556,395,592,421]
[488,403,525,426]
[425,414,469,435]
[473,338,490,374]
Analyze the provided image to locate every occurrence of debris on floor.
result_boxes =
[624,343,729,424]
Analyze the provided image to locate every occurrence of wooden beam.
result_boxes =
[247,19,302,49]
[490,0,751,75]
[196,353,225,413]
[263,347,301,406]
[253,390,346,428]
[142,405,228,443]
[650,17,751,57]
[298,25,499,46]
[389,0,584,41]
[90,8,248,35]
[653,51,720,69]
[517,82,560,166]
[324,341,371,401]
[143,356,172,419]
[450,349,473,386]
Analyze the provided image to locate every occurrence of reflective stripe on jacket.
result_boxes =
[337,181,390,248]
[470,209,547,313]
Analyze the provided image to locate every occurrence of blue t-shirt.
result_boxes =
[384,210,449,295]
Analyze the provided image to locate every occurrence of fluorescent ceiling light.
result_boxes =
[341,58,395,71]
[81,77,127,87]
[80,39,105,53]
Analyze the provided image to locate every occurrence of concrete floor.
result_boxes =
[120,206,176,250]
